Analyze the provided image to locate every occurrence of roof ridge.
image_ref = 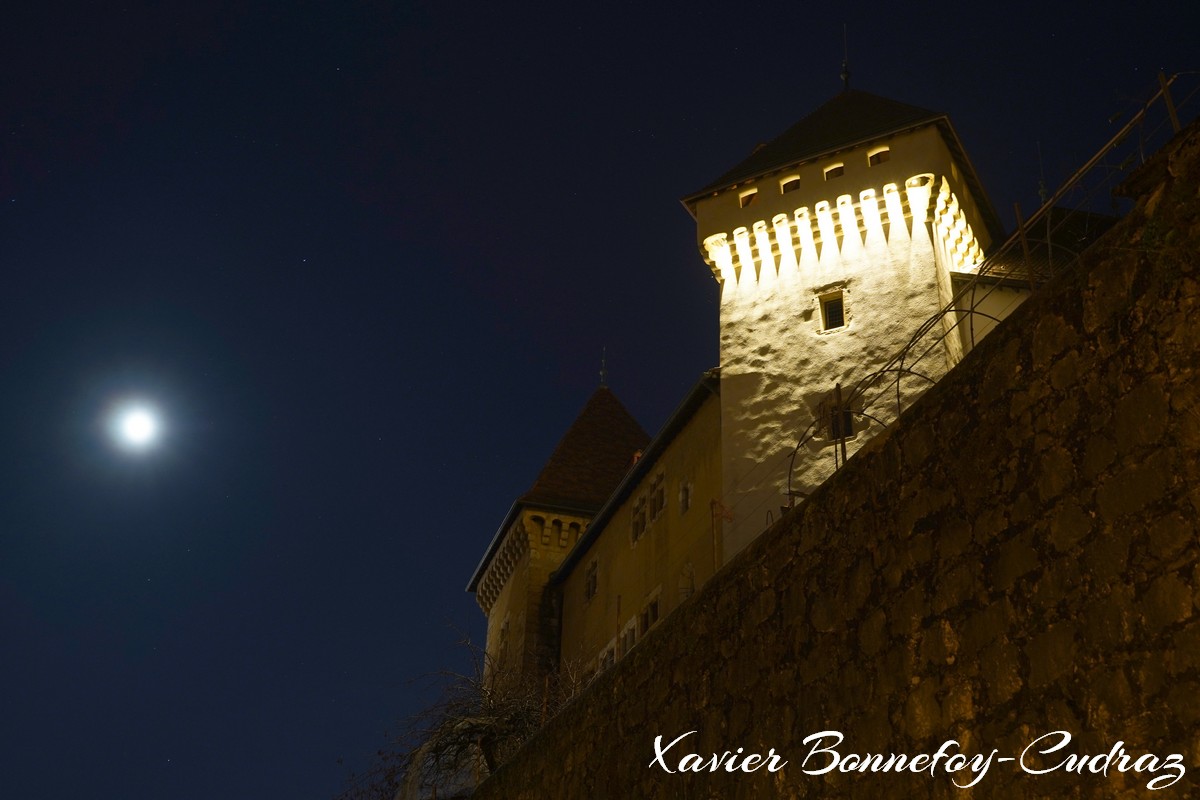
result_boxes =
[684,89,945,202]
[520,386,650,510]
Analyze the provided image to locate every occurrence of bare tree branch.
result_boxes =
[336,640,587,800]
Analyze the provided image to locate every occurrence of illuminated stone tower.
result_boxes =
[467,388,648,682]
[683,90,1006,560]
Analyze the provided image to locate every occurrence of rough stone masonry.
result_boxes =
[473,119,1200,799]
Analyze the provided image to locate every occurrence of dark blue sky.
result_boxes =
[1,2,1194,797]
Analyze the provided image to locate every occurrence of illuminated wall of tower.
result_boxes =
[686,98,1000,560]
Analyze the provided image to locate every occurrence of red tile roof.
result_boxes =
[467,386,649,592]
[520,386,650,509]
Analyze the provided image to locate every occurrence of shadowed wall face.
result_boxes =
[472,121,1200,799]
[559,391,723,674]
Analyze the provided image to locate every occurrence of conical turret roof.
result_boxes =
[467,386,648,592]
[520,386,649,509]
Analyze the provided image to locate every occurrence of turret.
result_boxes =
[467,387,648,683]
[683,90,1004,559]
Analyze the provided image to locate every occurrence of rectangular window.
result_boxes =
[830,407,854,440]
[640,598,660,634]
[780,176,800,194]
[823,163,844,181]
[821,293,845,330]
[620,622,637,656]
[679,482,691,514]
[650,474,665,520]
[738,189,758,207]
[584,561,598,600]
[631,497,647,542]
[868,147,891,166]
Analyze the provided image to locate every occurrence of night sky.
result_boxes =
[1,2,1195,797]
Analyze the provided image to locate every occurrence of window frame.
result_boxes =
[584,560,598,601]
[820,291,846,331]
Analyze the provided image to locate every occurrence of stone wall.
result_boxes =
[709,126,974,561]
[472,122,1200,799]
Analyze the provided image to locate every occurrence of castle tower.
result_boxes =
[467,387,648,683]
[682,90,1004,560]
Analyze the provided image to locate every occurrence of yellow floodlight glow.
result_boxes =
[815,200,837,257]
[859,188,884,240]
[970,241,983,263]
[904,174,933,225]
[935,205,954,239]
[753,220,776,289]
[836,194,861,253]
[935,179,951,219]
[883,183,905,239]
[953,215,968,240]
[704,233,736,284]
[772,213,798,277]
[794,208,817,267]
[733,226,755,288]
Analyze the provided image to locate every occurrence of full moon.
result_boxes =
[111,405,161,451]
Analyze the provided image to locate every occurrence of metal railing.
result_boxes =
[766,71,1199,526]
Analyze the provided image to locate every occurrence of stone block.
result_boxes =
[1047,499,1093,552]
[990,532,1039,591]
[979,640,1022,705]
[1113,377,1170,453]
[1027,623,1077,688]
[1140,572,1192,634]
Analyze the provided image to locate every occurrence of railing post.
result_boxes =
[1014,202,1036,291]
[1159,71,1182,134]
[835,383,848,465]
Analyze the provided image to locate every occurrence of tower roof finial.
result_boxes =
[599,347,608,387]
[841,23,850,91]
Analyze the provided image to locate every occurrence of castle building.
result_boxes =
[469,89,1029,682]
[682,89,1013,558]
[467,387,649,679]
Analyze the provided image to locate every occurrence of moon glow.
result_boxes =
[111,404,161,451]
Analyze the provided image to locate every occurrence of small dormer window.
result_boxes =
[779,176,800,194]
[868,147,891,166]
[739,189,758,208]
[823,163,844,181]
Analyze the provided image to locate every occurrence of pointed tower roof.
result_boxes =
[681,88,1003,241]
[520,386,650,509]
[467,387,649,592]
[684,90,945,204]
